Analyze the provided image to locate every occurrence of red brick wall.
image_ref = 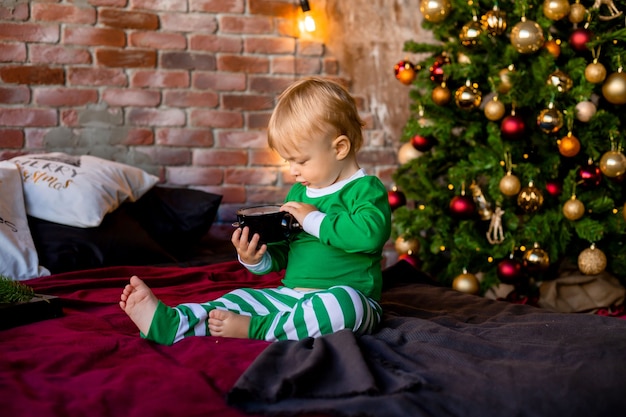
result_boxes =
[0,0,407,258]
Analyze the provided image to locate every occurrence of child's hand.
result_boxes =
[231,226,267,265]
[280,202,317,226]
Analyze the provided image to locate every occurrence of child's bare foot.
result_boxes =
[208,309,251,339]
[119,276,159,336]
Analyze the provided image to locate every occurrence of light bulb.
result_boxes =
[298,0,316,33]
[301,14,316,32]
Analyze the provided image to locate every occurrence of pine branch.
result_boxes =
[0,276,35,303]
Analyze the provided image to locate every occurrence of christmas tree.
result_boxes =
[392,0,626,296]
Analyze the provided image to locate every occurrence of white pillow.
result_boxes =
[10,152,159,228]
[0,161,50,281]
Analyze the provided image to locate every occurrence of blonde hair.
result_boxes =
[267,77,365,154]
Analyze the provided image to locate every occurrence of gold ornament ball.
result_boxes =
[452,272,480,295]
[432,84,452,106]
[455,84,482,110]
[569,2,587,23]
[547,70,573,93]
[398,142,423,164]
[484,98,505,121]
[558,134,581,157]
[517,183,544,213]
[543,0,570,20]
[563,197,585,220]
[395,236,420,256]
[585,62,607,84]
[499,173,521,196]
[497,67,513,93]
[457,52,472,64]
[481,8,507,36]
[537,107,564,134]
[544,39,561,58]
[575,100,597,122]
[510,19,545,54]
[460,20,482,47]
[578,246,607,275]
[523,244,550,273]
[419,0,451,23]
[599,150,626,178]
[602,72,626,105]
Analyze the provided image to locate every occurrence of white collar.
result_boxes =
[305,168,366,198]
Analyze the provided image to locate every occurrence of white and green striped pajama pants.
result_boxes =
[142,285,382,345]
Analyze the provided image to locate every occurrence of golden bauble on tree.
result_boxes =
[569,2,587,23]
[497,67,514,93]
[484,96,505,120]
[543,0,570,20]
[517,181,544,213]
[557,132,581,157]
[397,141,423,164]
[510,18,545,54]
[394,60,418,85]
[452,270,480,295]
[460,17,482,47]
[602,70,626,105]
[547,70,573,93]
[537,105,564,134]
[395,236,420,256]
[499,172,521,196]
[455,81,482,110]
[419,0,451,23]
[578,244,607,275]
[563,195,585,220]
[481,6,507,36]
[599,150,626,177]
[523,242,550,274]
[585,61,607,84]
[432,83,452,105]
[544,39,561,58]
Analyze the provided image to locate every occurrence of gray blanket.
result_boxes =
[228,272,626,417]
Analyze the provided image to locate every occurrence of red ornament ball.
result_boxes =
[394,60,417,85]
[411,134,435,152]
[388,189,406,211]
[500,114,526,141]
[398,253,420,269]
[497,258,524,284]
[544,179,562,197]
[429,54,449,83]
[449,195,476,219]
[569,28,593,52]
[578,164,602,187]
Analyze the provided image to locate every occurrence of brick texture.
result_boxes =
[0,0,402,238]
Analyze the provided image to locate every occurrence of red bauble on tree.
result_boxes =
[500,114,526,140]
[569,27,593,52]
[449,194,476,219]
[388,187,406,211]
[497,257,524,284]
[429,54,450,83]
[411,134,436,152]
[545,179,563,197]
[578,162,602,187]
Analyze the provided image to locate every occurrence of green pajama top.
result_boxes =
[259,174,392,301]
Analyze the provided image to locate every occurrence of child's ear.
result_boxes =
[333,135,351,160]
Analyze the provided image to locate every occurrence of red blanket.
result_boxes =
[1,261,280,417]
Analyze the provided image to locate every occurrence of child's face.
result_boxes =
[278,136,345,189]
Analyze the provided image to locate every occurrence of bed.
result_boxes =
[2,259,626,417]
[2,154,625,416]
